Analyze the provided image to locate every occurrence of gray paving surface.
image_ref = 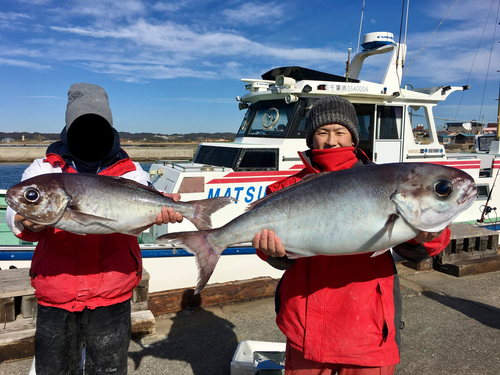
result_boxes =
[1,263,499,374]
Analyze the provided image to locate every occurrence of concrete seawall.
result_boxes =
[0,145,199,163]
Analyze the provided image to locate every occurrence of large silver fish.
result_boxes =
[157,163,478,293]
[6,173,235,235]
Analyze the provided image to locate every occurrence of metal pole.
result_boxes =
[497,82,500,140]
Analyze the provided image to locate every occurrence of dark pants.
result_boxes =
[35,300,131,375]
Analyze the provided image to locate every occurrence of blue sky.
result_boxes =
[1,0,499,134]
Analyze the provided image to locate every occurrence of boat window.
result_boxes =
[376,106,403,139]
[236,100,296,138]
[235,149,279,171]
[409,106,431,144]
[194,145,241,168]
[354,104,375,158]
[287,100,376,154]
[177,177,205,193]
[237,109,254,137]
[287,98,315,139]
[477,135,495,153]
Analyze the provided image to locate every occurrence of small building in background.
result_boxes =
[446,121,483,134]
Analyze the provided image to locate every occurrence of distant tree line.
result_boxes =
[0,132,236,143]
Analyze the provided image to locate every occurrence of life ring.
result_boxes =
[262,108,280,129]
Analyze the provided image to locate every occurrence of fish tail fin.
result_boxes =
[187,197,236,231]
[156,230,226,294]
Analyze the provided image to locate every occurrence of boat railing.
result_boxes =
[153,160,227,173]
[154,159,192,170]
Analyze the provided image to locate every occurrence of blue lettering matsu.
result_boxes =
[245,187,255,203]
[208,188,221,198]
[208,186,267,203]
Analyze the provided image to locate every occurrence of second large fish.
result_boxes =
[157,163,478,293]
[6,173,235,235]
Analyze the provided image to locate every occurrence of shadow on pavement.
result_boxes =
[421,290,500,330]
[129,289,239,375]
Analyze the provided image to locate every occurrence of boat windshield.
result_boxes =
[237,100,296,138]
[477,134,495,152]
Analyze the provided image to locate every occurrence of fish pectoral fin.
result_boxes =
[371,248,391,257]
[123,225,152,237]
[384,214,400,239]
[285,251,305,260]
[67,208,118,226]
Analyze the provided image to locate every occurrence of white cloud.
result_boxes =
[0,11,33,30]
[49,18,346,65]
[67,0,147,19]
[222,2,288,25]
[152,1,188,13]
[84,61,219,80]
[0,12,31,20]
[3,0,494,89]
[426,0,496,22]
[0,57,51,70]
[18,0,52,5]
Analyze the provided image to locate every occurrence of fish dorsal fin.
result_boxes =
[246,172,330,212]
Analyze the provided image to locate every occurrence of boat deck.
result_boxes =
[0,262,499,374]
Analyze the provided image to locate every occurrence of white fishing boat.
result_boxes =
[1,31,499,301]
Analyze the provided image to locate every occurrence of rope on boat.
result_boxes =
[404,0,459,74]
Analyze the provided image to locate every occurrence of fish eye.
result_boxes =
[24,188,40,203]
[434,179,453,197]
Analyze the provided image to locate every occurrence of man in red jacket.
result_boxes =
[253,96,450,375]
[7,83,182,375]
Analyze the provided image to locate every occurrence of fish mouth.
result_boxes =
[5,187,19,209]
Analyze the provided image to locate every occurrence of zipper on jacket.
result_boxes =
[377,282,389,346]
[30,243,48,279]
[128,244,141,276]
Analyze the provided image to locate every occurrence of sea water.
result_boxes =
[0,163,29,190]
[0,163,153,190]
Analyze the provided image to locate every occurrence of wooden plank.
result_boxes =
[435,255,500,277]
[131,268,149,312]
[448,223,499,239]
[21,295,37,319]
[0,268,149,300]
[403,257,433,271]
[0,309,157,362]
[437,223,500,265]
[0,268,34,298]
[0,328,36,363]
[141,268,150,281]
[131,310,155,338]
[148,277,279,316]
[0,297,15,323]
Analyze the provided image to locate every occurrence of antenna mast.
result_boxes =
[356,0,366,54]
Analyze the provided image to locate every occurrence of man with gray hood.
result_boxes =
[7,83,182,375]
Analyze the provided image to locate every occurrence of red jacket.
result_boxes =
[12,153,148,312]
[258,148,450,366]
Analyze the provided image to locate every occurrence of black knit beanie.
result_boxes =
[306,96,359,148]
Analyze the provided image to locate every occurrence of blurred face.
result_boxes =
[67,114,114,162]
[312,124,354,149]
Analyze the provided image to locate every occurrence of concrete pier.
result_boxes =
[0,145,198,162]
[1,264,499,374]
